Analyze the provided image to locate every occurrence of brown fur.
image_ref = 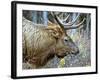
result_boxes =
[22,17,78,69]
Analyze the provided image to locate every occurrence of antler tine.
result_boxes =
[51,12,65,30]
[51,12,80,27]
[51,12,85,31]
[50,12,67,34]
[62,14,70,22]
[64,18,86,30]
[63,13,80,26]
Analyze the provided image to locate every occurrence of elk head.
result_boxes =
[50,12,86,58]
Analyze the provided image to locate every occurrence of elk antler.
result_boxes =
[52,12,86,30]
[64,18,86,30]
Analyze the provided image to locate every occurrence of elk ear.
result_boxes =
[46,27,63,39]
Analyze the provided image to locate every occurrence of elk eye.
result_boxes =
[64,39,68,42]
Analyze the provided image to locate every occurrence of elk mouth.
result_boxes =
[56,49,79,58]
[56,52,67,58]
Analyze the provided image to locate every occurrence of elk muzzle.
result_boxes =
[71,46,79,55]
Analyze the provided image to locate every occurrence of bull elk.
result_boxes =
[22,12,85,69]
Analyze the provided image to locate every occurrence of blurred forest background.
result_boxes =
[23,10,91,68]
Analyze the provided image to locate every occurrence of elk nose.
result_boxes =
[74,49,79,55]
[72,48,79,55]
[75,50,79,55]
